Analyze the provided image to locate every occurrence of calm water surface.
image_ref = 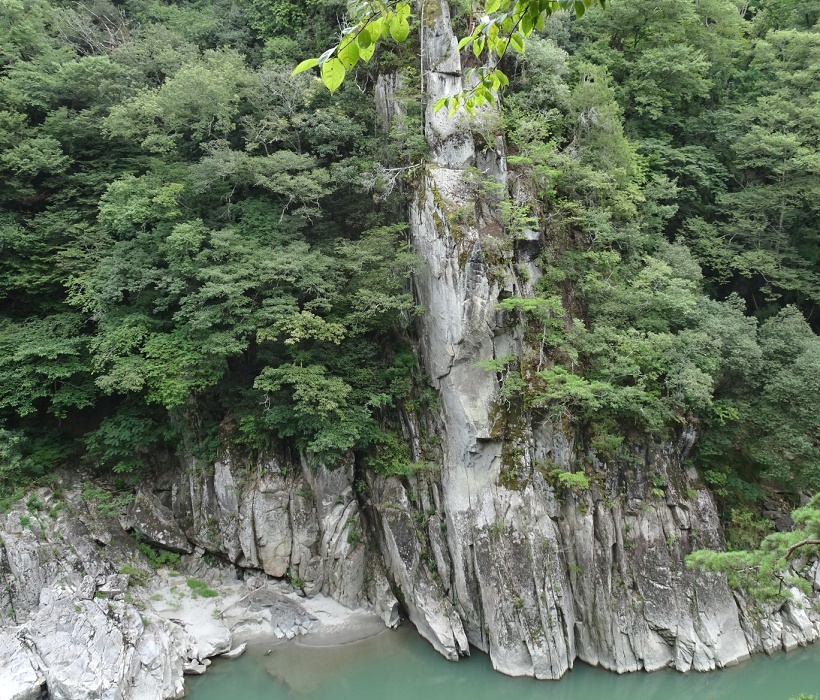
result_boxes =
[186,625,820,700]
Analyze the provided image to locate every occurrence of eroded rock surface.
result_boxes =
[170,453,371,609]
[370,0,820,679]
[0,630,45,700]
[126,489,192,554]
[0,477,391,700]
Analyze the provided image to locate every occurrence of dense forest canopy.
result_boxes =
[0,0,427,481]
[0,0,818,556]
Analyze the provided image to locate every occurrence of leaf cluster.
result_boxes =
[295,0,604,113]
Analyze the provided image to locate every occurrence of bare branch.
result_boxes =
[784,539,820,560]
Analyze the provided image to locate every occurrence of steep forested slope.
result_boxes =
[0,0,818,552]
[0,0,424,487]
[495,0,820,540]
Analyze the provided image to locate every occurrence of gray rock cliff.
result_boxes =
[367,0,820,679]
[0,470,396,700]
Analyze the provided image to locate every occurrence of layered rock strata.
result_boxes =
[364,0,820,679]
[0,471,397,700]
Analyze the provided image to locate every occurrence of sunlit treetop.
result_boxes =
[293,0,604,114]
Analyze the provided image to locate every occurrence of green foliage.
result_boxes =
[245,0,333,39]
[698,306,820,491]
[80,483,133,517]
[550,469,590,494]
[119,564,149,587]
[186,578,218,598]
[25,495,43,512]
[281,570,304,591]
[688,494,820,605]
[572,0,820,310]
[0,314,96,418]
[494,5,820,499]
[363,428,437,478]
[346,524,361,547]
[137,542,181,570]
[105,49,255,153]
[0,429,75,505]
[0,0,818,591]
[488,519,505,539]
[724,508,773,553]
[298,0,603,113]
[85,403,172,474]
[0,0,422,477]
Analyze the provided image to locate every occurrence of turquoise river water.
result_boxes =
[186,625,820,700]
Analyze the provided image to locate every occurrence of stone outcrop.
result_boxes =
[366,474,468,660]
[368,0,820,680]
[26,591,181,700]
[4,438,814,700]
[0,477,395,700]
[0,630,45,700]
[0,491,188,700]
[737,587,820,655]
[167,451,397,614]
[125,489,192,554]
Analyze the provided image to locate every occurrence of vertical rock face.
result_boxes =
[0,472,398,700]
[126,489,193,555]
[168,451,386,612]
[0,492,187,700]
[0,630,45,700]
[366,474,468,659]
[555,449,752,674]
[366,0,820,679]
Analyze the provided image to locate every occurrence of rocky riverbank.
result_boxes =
[3,448,820,700]
[0,475,397,700]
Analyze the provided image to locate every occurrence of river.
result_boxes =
[186,624,820,699]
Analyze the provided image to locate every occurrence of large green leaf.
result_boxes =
[358,36,376,63]
[338,39,359,70]
[321,58,345,93]
[389,16,410,42]
[291,58,318,76]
